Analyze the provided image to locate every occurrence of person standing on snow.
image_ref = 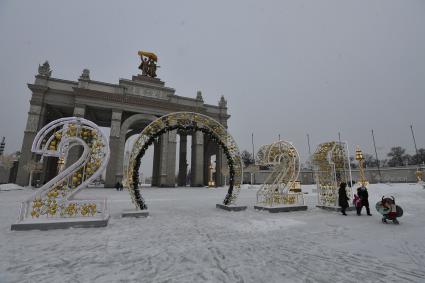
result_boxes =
[357,185,372,216]
[338,182,349,216]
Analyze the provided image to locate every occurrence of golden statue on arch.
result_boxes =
[138,51,159,78]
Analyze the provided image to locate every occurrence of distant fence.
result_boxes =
[243,165,425,184]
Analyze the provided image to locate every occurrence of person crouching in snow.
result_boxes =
[338,182,349,216]
[357,185,372,216]
[382,196,399,224]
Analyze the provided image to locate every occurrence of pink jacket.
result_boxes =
[353,194,361,208]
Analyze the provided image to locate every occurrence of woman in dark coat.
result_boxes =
[338,182,349,216]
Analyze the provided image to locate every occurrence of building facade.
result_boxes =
[16,62,230,188]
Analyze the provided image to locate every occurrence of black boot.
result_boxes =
[366,206,372,216]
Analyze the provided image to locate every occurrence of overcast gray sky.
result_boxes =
[1,0,424,170]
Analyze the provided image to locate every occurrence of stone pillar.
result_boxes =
[166,130,177,186]
[216,147,224,186]
[158,130,177,187]
[105,110,122,187]
[203,137,218,186]
[178,134,188,186]
[203,143,212,186]
[16,103,44,186]
[191,131,204,186]
[151,139,161,186]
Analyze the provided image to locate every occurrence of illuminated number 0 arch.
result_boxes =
[125,112,243,209]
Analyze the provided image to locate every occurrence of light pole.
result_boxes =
[307,134,312,170]
[251,133,255,161]
[410,124,419,164]
[371,129,382,181]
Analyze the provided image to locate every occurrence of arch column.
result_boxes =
[16,103,46,186]
[151,139,161,186]
[203,136,216,186]
[178,134,188,186]
[105,110,122,187]
[215,147,224,186]
[159,130,177,187]
[191,131,204,186]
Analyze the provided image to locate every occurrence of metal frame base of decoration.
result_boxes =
[121,209,149,218]
[254,205,308,213]
[11,215,110,231]
[316,205,356,212]
[216,204,247,211]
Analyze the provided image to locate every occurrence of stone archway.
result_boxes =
[105,113,157,186]
[117,113,157,179]
[124,112,243,210]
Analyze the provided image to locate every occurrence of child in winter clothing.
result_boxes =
[381,197,399,224]
[353,194,361,209]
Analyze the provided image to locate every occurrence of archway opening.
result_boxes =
[125,112,242,210]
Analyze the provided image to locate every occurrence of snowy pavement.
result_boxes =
[1,184,425,283]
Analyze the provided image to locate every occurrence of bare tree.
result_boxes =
[0,154,15,170]
[241,150,254,167]
[387,146,409,167]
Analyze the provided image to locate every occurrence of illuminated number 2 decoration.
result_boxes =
[17,117,110,222]
[255,140,302,206]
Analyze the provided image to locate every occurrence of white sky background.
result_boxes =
[0,0,424,174]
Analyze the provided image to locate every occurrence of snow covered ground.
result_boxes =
[0,183,24,192]
[1,183,425,283]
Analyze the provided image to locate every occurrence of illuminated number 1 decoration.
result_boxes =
[16,117,110,223]
[312,141,351,207]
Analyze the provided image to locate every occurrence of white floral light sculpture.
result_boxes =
[312,141,352,208]
[12,117,110,230]
[256,140,303,207]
